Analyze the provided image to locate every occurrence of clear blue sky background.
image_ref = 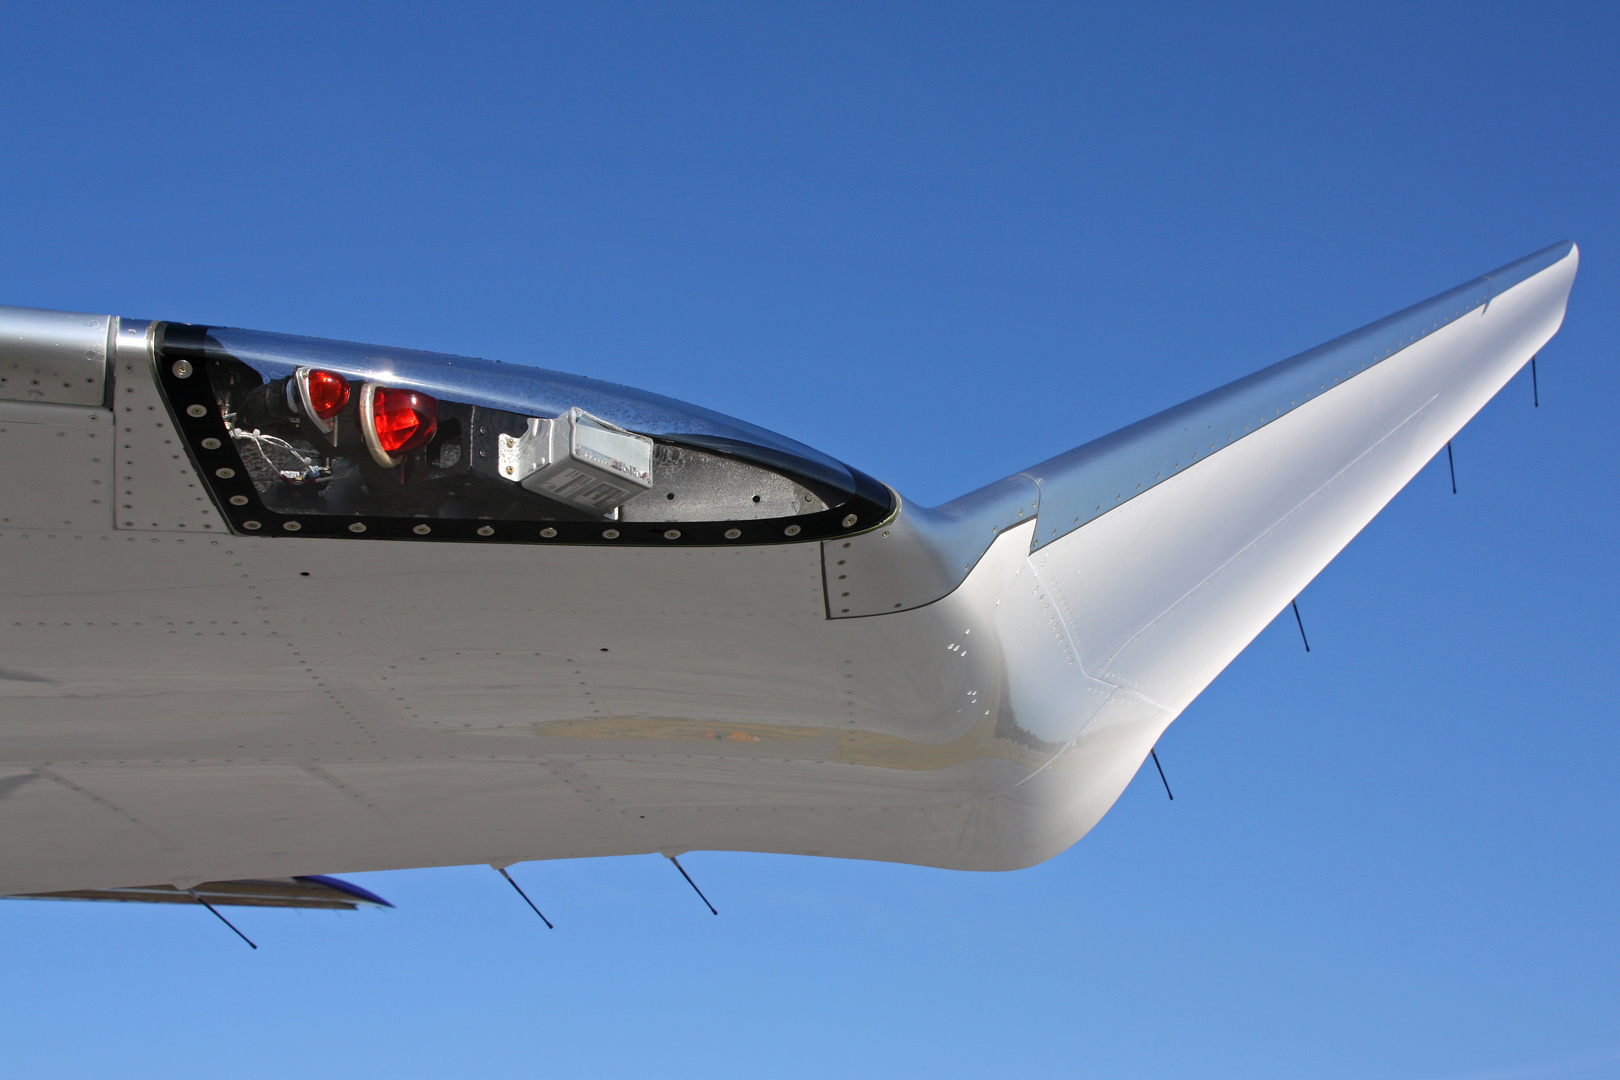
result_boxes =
[1,4,1615,1077]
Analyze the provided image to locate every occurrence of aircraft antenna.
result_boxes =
[1150,748,1174,801]
[1291,599,1311,653]
[667,855,718,915]
[186,888,257,949]
[1446,442,1458,494]
[1531,354,1540,407]
[493,866,553,929]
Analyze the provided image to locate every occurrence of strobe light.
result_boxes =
[360,383,438,467]
[290,367,352,434]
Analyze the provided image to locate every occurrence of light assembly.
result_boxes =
[154,318,894,543]
[360,383,438,467]
[290,367,351,434]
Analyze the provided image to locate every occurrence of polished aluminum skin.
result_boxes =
[829,242,1576,616]
[0,305,114,407]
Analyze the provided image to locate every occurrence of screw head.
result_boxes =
[200,437,221,450]
[663,529,681,540]
[724,528,742,539]
[602,528,620,539]
[784,524,801,537]
[841,514,857,528]
[186,404,208,418]
[228,495,249,506]
[539,527,558,538]
[282,521,301,532]
[477,525,495,536]
[348,522,367,533]
[171,360,194,379]
[413,524,431,535]
[214,467,235,479]
[242,520,262,530]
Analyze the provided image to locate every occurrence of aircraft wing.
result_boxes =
[0,242,1577,896]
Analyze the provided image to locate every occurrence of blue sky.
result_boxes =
[1,3,1616,1077]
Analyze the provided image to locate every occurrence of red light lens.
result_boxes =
[370,386,438,455]
[306,369,350,420]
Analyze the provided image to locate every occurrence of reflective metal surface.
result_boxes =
[825,241,1576,620]
[0,305,113,407]
[1022,241,1575,550]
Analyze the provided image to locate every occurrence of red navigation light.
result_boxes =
[306,369,350,420]
[363,384,438,465]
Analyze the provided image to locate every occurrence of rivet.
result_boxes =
[724,528,741,539]
[172,360,194,379]
[540,527,558,538]
[348,522,367,533]
[186,404,208,418]
[602,528,620,539]
[413,524,431,535]
[228,495,249,506]
[200,437,221,450]
[477,525,495,536]
[214,467,235,479]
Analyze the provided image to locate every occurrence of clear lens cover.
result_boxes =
[202,326,855,495]
[157,322,892,545]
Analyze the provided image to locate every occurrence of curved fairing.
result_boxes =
[0,243,1578,894]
